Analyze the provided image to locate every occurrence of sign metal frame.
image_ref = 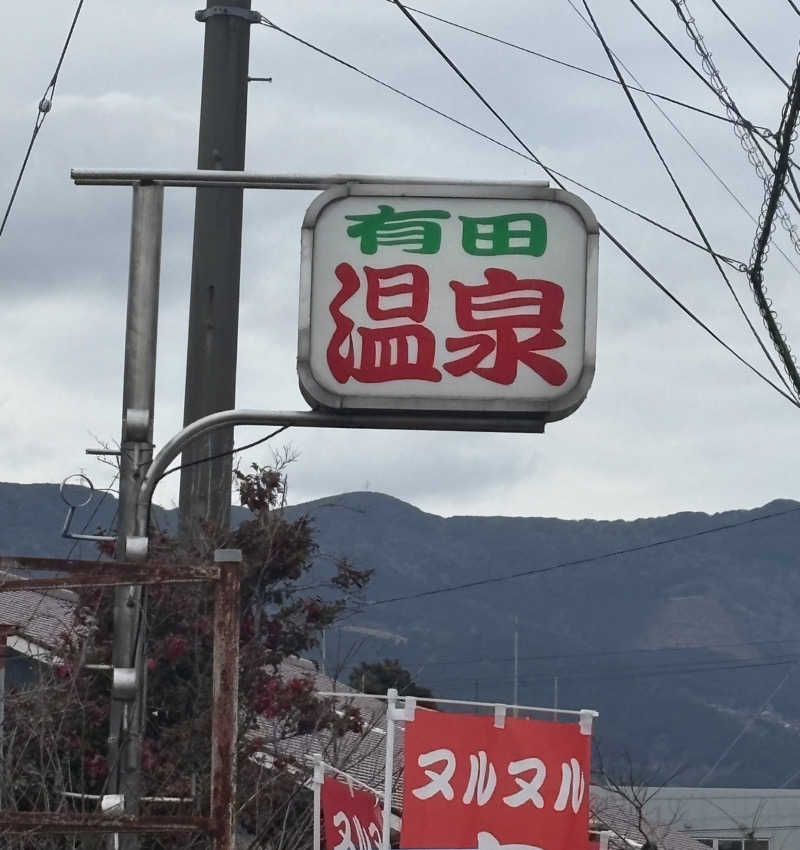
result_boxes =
[298,181,599,423]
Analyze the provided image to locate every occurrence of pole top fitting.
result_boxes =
[195,6,262,23]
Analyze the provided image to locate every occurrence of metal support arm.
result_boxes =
[134,407,545,537]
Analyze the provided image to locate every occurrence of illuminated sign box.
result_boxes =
[298,182,598,422]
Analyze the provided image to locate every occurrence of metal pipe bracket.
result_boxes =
[123,408,150,442]
[112,668,137,701]
[195,7,261,23]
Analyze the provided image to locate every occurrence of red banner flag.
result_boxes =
[401,711,590,850]
[322,774,383,850]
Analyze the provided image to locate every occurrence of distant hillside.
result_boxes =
[2,481,800,787]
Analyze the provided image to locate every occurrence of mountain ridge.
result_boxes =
[2,481,799,787]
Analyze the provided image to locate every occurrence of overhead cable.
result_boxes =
[398,636,800,670]
[628,0,787,181]
[579,0,795,396]
[709,0,789,87]
[565,0,800,278]
[382,1,800,409]
[155,425,290,483]
[698,664,796,785]
[667,0,800,256]
[423,0,800,279]
[0,0,85,239]
[626,0,769,135]
[640,0,800,226]
[260,19,742,271]
[621,0,800,235]
[258,14,799,408]
[428,655,800,686]
[360,503,800,608]
[386,1,751,130]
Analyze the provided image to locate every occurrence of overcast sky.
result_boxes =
[2,0,800,521]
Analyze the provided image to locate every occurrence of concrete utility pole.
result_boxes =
[179,1,256,534]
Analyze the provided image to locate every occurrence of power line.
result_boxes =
[260,17,799,410]
[631,0,800,229]
[386,1,752,130]
[429,655,800,685]
[627,0,786,176]
[708,0,789,87]
[394,637,800,670]
[344,653,800,688]
[537,655,800,683]
[156,425,290,483]
[1,0,85,239]
[413,0,796,280]
[667,0,800,257]
[699,664,796,785]
[577,0,796,396]
[628,0,752,122]
[383,0,800,409]
[258,19,740,269]
[564,0,800,281]
[624,0,800,272]
[602,226,799,407]
[359,503,800,609]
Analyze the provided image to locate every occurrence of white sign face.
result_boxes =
[298,183,598,421]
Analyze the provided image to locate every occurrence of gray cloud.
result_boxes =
[2,0,800,522]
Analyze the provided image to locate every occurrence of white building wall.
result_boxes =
[642,788,800,850]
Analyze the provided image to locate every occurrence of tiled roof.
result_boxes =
[0,569,77,652]
[254,657,406,809]
[591,790,712,850]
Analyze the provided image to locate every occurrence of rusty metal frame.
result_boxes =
[0,554,241,850]
[0,556,220,591]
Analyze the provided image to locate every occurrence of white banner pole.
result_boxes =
[382,688,398,850]
[313,756,324,850]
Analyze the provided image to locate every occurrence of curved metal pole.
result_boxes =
[135,407,545,537]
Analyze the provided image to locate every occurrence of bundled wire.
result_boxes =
[748,53,800,394]
[577,0,796,396]
[669,0,800,256]
[565,0,800,277]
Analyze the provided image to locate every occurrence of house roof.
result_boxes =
[254,656,406,809]
[591,790,713,850]
[0,568,77,654]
